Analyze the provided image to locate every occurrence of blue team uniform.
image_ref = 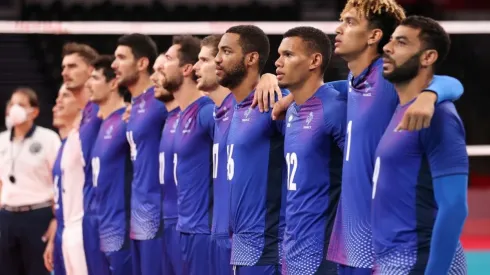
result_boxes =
[79,101,105,275]
[126,87,168,275]
[326,58,464,274]
[91,107,132,275]
[227,90,288,275]
[173,96,215,275]
[283,85,345,275]
[211,93,235,275]
[159,107,184,275]
[373,100,468,274]
[53,139,67,275]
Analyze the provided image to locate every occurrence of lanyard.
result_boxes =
[9,141,26,184]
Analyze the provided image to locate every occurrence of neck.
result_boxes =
[128,74,153,98]
[72,86,90,110]
[164,99,179,113]
[13,121,34,140]
[58,126,71,139]
[207,85,230,107]
[231,72,259,103]
[347,49,380,78]
[291,75,324,105]
[173,79,204,110]
[99,92,126,119]
[394,71,433,105]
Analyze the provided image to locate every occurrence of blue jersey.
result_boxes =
[373,101,468,273]
[53,138,67,228]
[126,87,168,240]
[283,85,345,275]
[174,96,215,234]
[158,107,180,222]
[91,107,131,252]
[211,93,235,236]
[227,89,289,266]
[80,101,103,216]
[327,58,464,268]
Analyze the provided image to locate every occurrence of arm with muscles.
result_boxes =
[253,73,283,112]
[425,175,468,275]
[420,103,469,274]
[398,76,464,131]
[198,103,215,139]
[272,89,291,135]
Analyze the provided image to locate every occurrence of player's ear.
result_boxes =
[420,49,438,68]
[368,29,383,46]
[137,57,150,73]
[245,52,259,68]
[309,53,323,71]
[109,78,118,90]
[181,63,194,77]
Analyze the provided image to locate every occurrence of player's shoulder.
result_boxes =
[35,126,60,141]
[433,101,461,121]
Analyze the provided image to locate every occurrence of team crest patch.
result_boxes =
[29,142,42,154]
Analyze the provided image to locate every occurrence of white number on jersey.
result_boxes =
[372,157,381,199]
[227,144,234,181]
[212,143,219,179]
[54,175,60,209]
[159,152,165,184]
[345,120,352,161]
[173,153,178,185]
[285,152,298,191]
[126,131,137,161]
[92,157,101,187]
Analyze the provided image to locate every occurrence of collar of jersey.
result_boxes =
[235,89,255,109]
[10,124,36,141]
[351,57,383,87]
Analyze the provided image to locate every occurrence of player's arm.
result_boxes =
[272,89,291,135]
[398,76,463,131]
[253,73,283,112]
[323,92,347,151]
[421,104,469,275]
[198,103,215,139]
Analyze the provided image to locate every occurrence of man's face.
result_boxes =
[382,25,423,83]
[112,45,139,87]
[275,37,312,89]
[162,44,185,93]
[334,8,372,59]
[193,46,219,92]
[215,33,247,89]
[53,86,79,125]
[86,68,113,104]
[61,53,92,90]
[151,55,174,102]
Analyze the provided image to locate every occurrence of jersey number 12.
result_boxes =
[285,152,297,191]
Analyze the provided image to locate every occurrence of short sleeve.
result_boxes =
[420,102,468,178]
[323,94,347,151]
[426,75,464,104]
[198,103,215,138]
[46,131,61,172]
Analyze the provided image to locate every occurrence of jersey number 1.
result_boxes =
[92,157,100,187]
[345,120,352,161]
[372,157,381,199]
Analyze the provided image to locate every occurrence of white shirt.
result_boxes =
[61,129,85,227]
[0,126,61,206]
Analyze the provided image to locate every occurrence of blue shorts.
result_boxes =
[53,227,65,275]
[162,221,183,275]
[102,249,132,275]
[210,235,232,275]
[180,232,212,275]
[234,265,281,275]
[338,264,372,275]
[131,238,163,275]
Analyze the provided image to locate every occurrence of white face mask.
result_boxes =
[5,115,13,129]
[7,104,30,126]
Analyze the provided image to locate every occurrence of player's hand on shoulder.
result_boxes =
[122,103,132,122]
[272,94,294,121]
[397,92,436,131]
[253,73,282,112]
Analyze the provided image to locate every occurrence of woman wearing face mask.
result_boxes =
[0,87,61,275]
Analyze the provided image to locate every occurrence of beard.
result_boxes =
[163,73,184,93]
[218,58,247,89]
[382,52,422,84]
